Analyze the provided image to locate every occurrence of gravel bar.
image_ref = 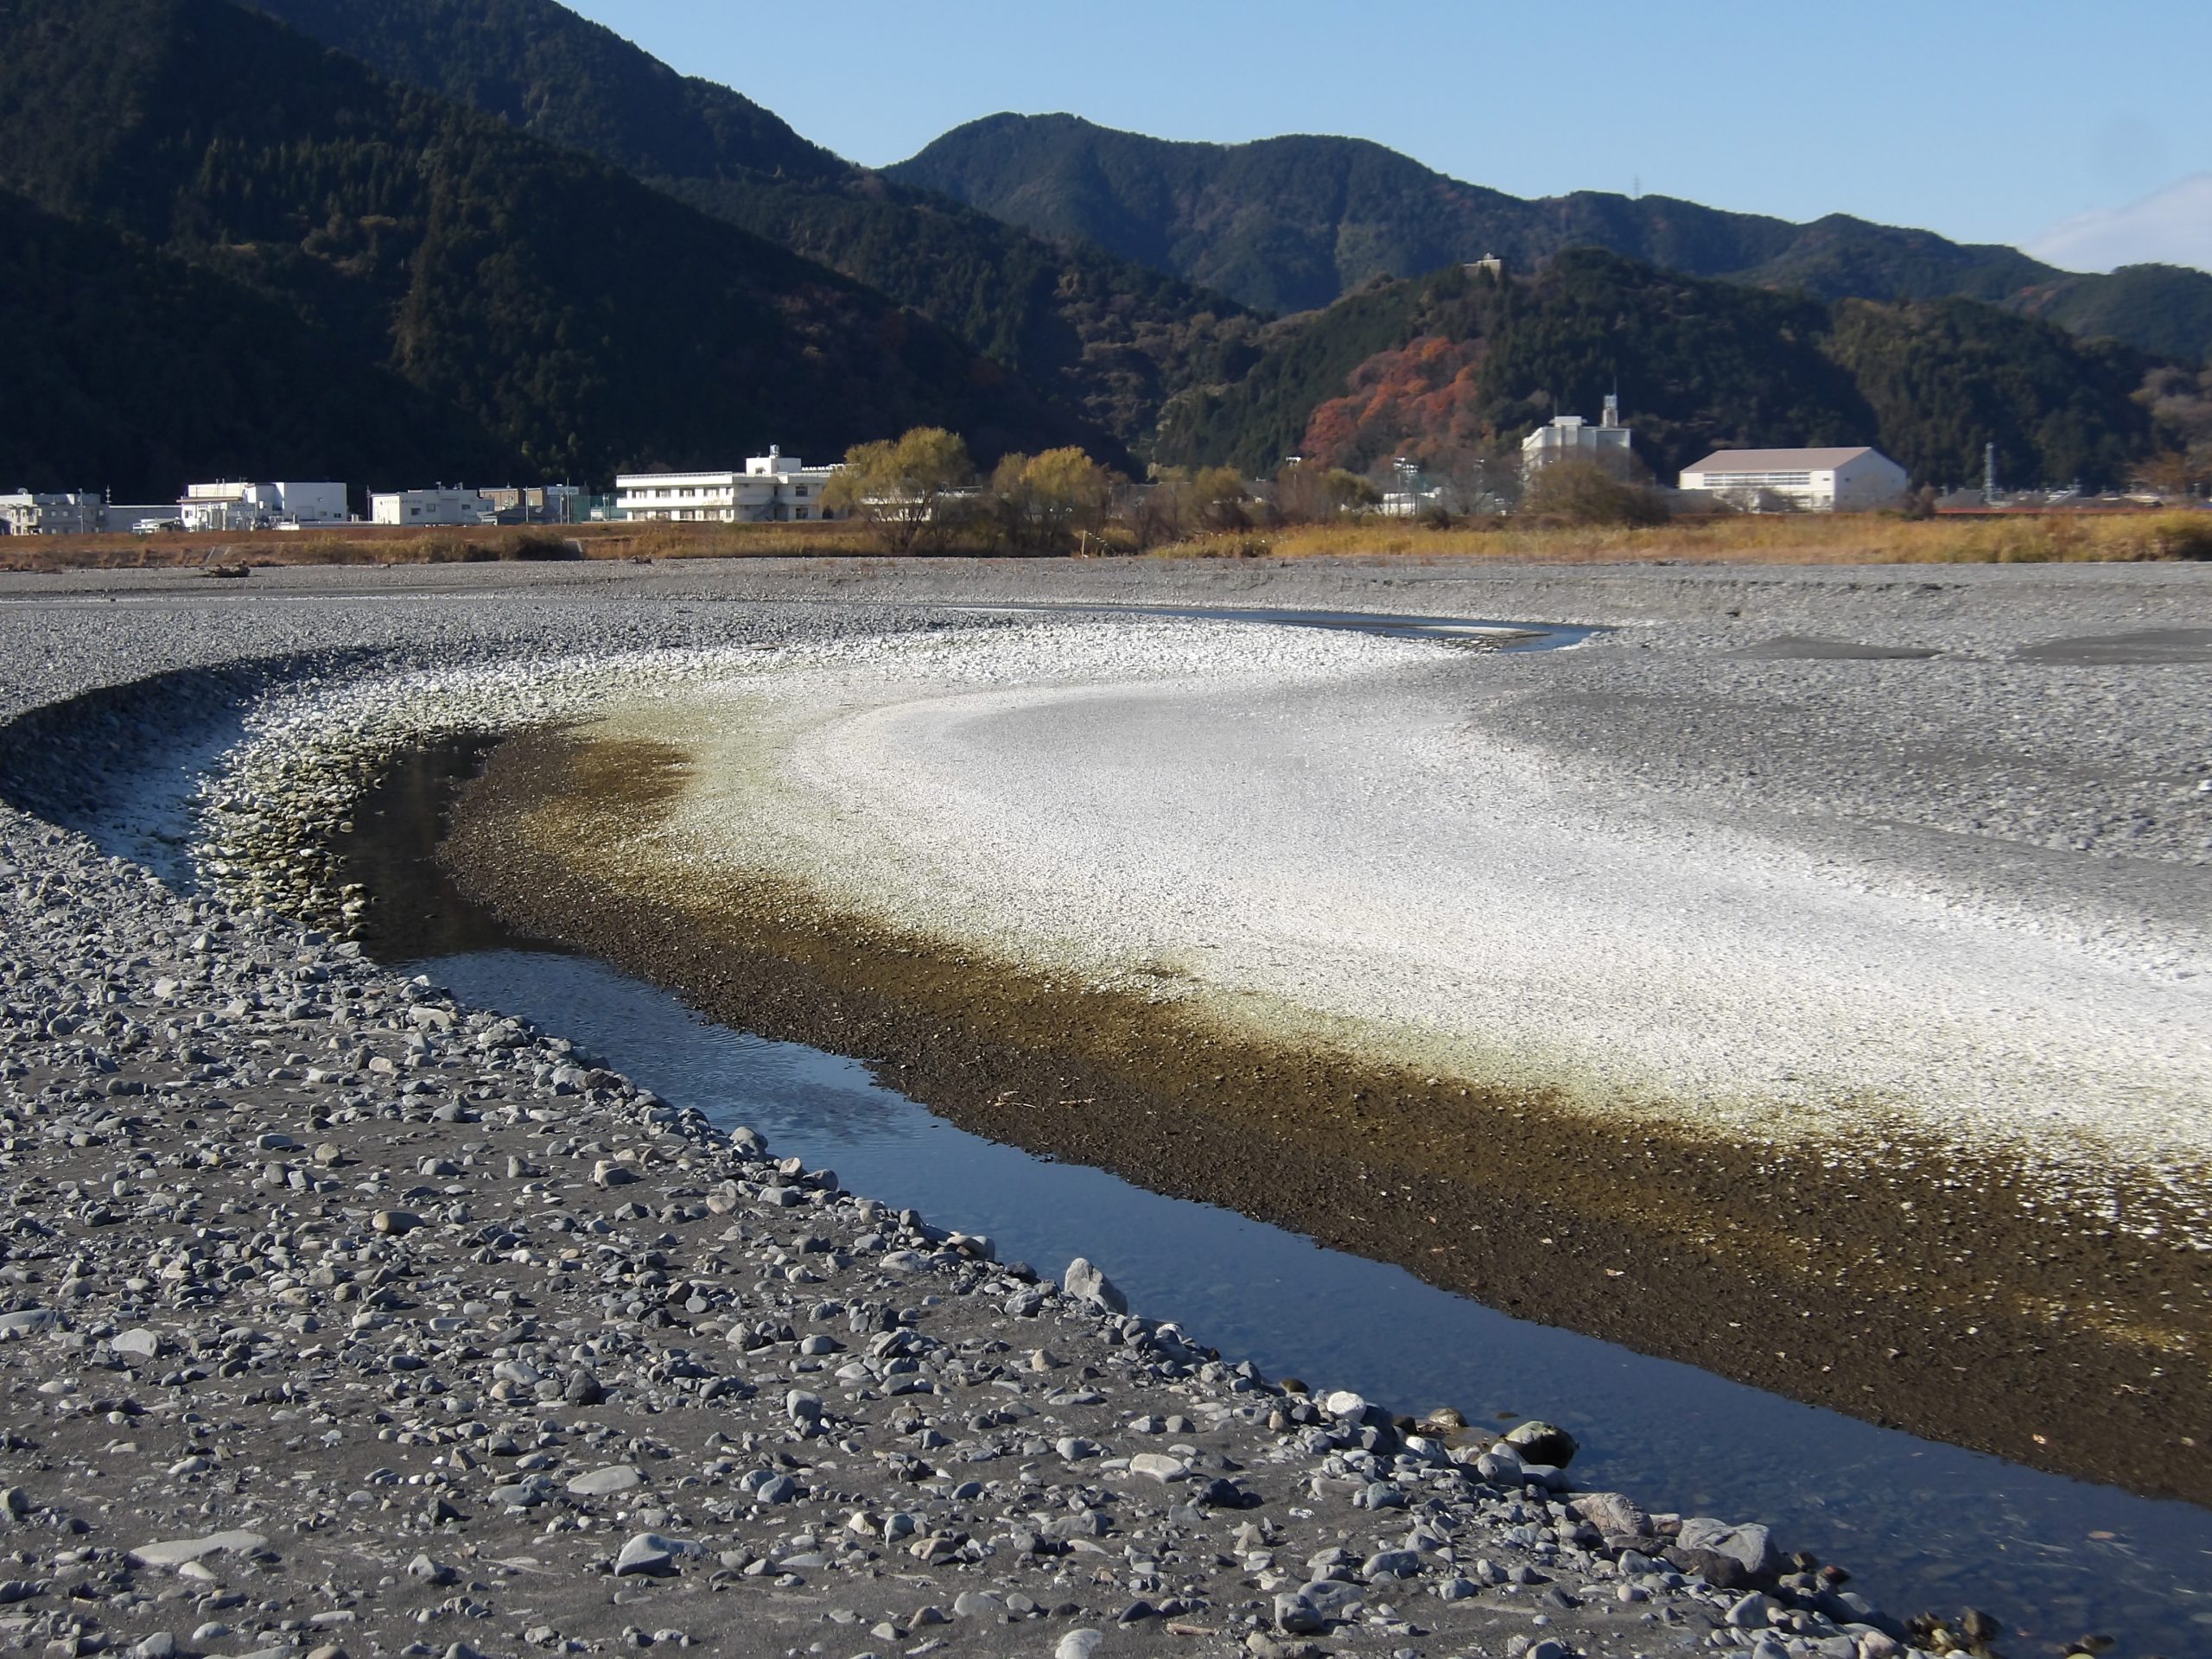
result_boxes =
[0,554,2206,1659]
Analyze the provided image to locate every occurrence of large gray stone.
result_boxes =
[1128,1452,1189,1483]
[1063,1257,1128,1315]
[128,1531,268,1568]
[1503,1419,1580,1467]
[1677,1517,1780,1578]
[613,1535,671,1577]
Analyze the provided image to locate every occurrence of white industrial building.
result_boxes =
[1677,447,1909,512]
[371,486,492,527]
[179,480,348,531]
[0,491,104,536]
[1521,397,1635,473]
[371,484,584,526]
[615,448,842,524]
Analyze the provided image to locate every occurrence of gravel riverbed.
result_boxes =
[0,555,2206,1659]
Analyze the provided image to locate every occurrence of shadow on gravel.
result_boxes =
[2013,627,2212,664]
[0,652,375,825]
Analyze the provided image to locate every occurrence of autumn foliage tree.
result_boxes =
[822,427,976,553]
[988,447,1113,552]
[1274,460,1380,522]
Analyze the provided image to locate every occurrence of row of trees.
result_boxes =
[823,430,1406,554]
[821,429,1115,555]
[821,427,1688,552]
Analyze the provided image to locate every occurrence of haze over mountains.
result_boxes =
[0,0,2200,499]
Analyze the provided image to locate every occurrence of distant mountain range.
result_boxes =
[893,113,2212,365]
[0,0,2192,499]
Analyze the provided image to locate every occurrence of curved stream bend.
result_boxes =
[397,613,2212,1507]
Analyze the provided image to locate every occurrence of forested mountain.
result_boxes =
[240,0,847,185]
[0,188,524,497]
[893,113,2212,365]
[0,0,1102,499]
[241,0,1266,453]
[2017,264,2212,365]
[1154,251,2156,491]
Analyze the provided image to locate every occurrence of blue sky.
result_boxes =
[563,0,2212,272]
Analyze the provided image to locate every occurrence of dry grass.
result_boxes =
[1146,511,2212,567]
[0,518,883,573]
[11,507,2212,573]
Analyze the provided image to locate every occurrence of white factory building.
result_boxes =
[1677,447,1909,512]
[372,486,493,527]
[179,480,348,531]
[615,448,842,523]
[1521,396,1635,473]
[371,484,582,526]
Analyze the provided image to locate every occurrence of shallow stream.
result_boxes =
[326,625,2212,1656]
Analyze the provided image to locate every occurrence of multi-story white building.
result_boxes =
[1677,447,1908,512]
[0,490,105,536]
[616,448,842,524]
[1521,396,1635,474]
[180,481,348,531]
[371,486,493,527]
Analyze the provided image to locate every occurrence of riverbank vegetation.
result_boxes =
[13,505,2209,574]
[1144,509,2212,565]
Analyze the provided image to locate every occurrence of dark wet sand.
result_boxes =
[435,727,2212,1507]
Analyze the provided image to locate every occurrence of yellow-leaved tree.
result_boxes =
[822,427,976,554]
[988,447,1113,553]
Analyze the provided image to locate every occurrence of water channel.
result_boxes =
[324,613,2212,1656]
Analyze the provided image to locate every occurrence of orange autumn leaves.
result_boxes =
[1300,335,1492,472]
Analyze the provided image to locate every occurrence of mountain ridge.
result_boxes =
[239,0,1268,455]
[892,111,2212,364]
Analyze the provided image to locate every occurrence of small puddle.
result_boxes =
[331,729,2212,1657]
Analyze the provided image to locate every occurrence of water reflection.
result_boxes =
[410,945,2212,1654]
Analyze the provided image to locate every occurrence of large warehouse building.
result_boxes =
[1678,447,1908,512]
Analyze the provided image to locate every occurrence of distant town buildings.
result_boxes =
[372,486,488,527]
[1522,396,1635,474]
[615,448,842,524]
[1677,447,1908,512]
[480,485,582,524]
[371,484,586,526]
[0,491,103,537]
[179,480,348,532]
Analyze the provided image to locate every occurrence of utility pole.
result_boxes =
[1984,442,1999,506]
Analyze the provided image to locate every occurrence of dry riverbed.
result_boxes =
[1,554,2207,1659]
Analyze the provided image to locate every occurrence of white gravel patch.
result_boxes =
[575,618,2212,1172]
